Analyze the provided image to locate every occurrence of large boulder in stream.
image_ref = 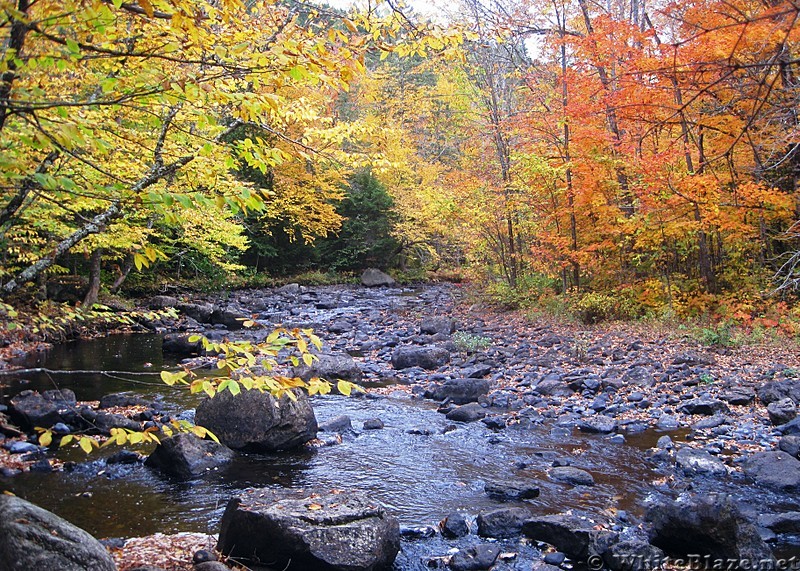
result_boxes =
[645,496,774,567]
[144,432,235,479]
[195,389,317,452]
[9,389,77,430]
[0,495,116,571]
[217,488,400,571]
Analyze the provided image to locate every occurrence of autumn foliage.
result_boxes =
[0,0,798,326]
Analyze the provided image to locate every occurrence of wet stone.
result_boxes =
[549,466,595,486]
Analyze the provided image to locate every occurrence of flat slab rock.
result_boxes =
[217,488,400,571]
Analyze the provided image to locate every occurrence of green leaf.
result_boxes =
[66,38,80,54]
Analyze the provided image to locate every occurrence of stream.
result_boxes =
[2,285,800,569]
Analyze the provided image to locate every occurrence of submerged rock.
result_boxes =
[217,488,400,571]
[0,495,116,571]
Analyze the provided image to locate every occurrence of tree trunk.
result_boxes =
[110,255,134,294]
[2,202,121,295]
[83,248,103,306]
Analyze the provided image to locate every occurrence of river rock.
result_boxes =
[742,450,800,491]
[577,415,617,434]
[9,389,77,430]
[476,507,531,538]
[603,540,665,571]
[778,435,800,458]
[0,495,116,571]
[720,389,754,406]
[425,378,490,404]
[210,307,250,330]
[645,496,774,565]
[446,403,486,422]
[217,488,400,571]
[758,512,800,534]
[392,346,450,370]
[449,544,500,571]
[176,302,214,323]
[673,351,716,366]
[522,514,613,560]
[144,432,234,479]
[420,317,456,336]
[319,415,353,433]
[767,398,797,426]
[534,373,575,397]
[550,466,595,486]
[441,513,470,538]
[484,481,540,501]
[162,333,202,355]
[622,367,655,387]
[363,418,384,430]
[757,380,800,406]
[195,389,317,452]
[677,398,729,416]
[149,295,179,309]
[675,447,727,477]
[361,268,396,287]
[94,411,141,434]
[296,353,362,383]
[98,393,148,409]
[778,417,800,435]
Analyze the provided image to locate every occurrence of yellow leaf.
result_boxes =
[39,431,53,447]
[78,437,94,454]
[138,0,155,18]
[337,380,352,396]
[307,503,323,510]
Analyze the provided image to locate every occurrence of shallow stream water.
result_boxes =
[2,303,800,568]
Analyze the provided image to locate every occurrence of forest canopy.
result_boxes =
[0,0,798,328]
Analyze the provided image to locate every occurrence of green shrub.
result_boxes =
[452,331,492,353]
[573,291,640,324]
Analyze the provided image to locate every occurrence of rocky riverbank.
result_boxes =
[2,281,800,570]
